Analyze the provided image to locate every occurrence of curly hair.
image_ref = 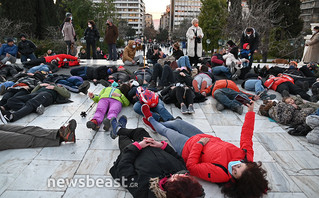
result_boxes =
[164,176,204,198]
[221,161,270,198]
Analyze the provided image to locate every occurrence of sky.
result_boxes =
[144,0,170,29]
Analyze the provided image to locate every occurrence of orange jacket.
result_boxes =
[181,112,255,183]
[264,74,294,91]
[211,79,253,98]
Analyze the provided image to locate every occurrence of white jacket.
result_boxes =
[223,53,248,70]
[186,25,204,57]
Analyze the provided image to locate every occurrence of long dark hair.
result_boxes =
[164,176,204,198]
[230,46,239,59]
[221,161,270,198]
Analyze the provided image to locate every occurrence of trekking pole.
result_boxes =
[80,102,96,118]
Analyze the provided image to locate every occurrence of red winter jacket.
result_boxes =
[181,112,255,183]
[264,74,294,91]
[44,54,78,68]
[211,55,224,66]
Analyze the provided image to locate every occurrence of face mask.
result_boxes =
[70,17,73,20]
[312,30,317,35]
[132,45,136,48]
[111,81,118,87]
[247,34,251,37]
[88,25,92,28]
[228,161,242,176]
[131,80,139,87]
[194,24,199,27]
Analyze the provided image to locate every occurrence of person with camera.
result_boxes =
[186,18,204,67]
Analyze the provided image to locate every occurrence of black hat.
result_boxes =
[20,34,26,38]
[7,38,13,43]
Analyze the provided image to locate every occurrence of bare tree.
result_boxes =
[0,18,31,40]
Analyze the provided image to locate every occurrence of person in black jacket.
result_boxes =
[70,65,117,83]
[172,42,184,60]
[84,20,100,59]
[109,117,205,198]
[18,34,37,62]
[146,45,161,65]
[240,27,260,78]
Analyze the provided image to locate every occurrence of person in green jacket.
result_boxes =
[86,82,130,131]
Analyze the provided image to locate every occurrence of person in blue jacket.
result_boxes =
[0,38,18,65]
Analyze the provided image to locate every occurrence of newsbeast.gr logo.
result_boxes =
[47,176,138,188]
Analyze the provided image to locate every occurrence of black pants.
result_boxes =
[294,77,316,88]
[276,82,311,101]
[0,66,18,78]
[86,40,97,59]
[23,58,46,68]
[117,128,151,152]
[0,89,29,109]
[7,92,54,121]
[171,86,193,108]
[239,66,251,79]
[152,63,175,86]
[189,55,199,67]
[65,41,72,55]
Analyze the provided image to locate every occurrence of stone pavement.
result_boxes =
[0,60,318,198]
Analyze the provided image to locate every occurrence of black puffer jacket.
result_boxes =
[18,40,36,55]
[110,136,186,198]
[84,27,100,42]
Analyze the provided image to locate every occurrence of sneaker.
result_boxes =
[59,119,77,142]
[234,105,243,115]
[36,104,45,115]
[99,79,110,87]
[102,118,111,131]
[86,119,99,131]
[188,104,195,114]
[231,74,238,81]
[0,85,6,95]
[142,117,156,132]
[0,109,8,124]
[141,104,152,120]
[281,90,290,97]
[110,117,119,139]
[230,62,236,74]
[118,115,127,128]
[216,102,225,111]
[260,93,276,100]
[181,104,188,114]
[78,81,90,94]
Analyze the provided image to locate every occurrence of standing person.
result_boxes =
[62,18,75,55]
[104,19,118,61]
[18,34,37,62]
[84,20,100,59]
[0,38,18,65]
[240,27,260,77]
[186,18,204,67]
[303,26,319,64]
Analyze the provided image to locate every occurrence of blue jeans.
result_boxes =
[244,79,264,94]
[0,81,14,89]
[27,65,50,74]
[149,118,204,155]
[212,66,231,79]
[133,99,174,121]
[108,44,117,61]
[21,53,36,63]
[214,88,249,110]
[177,56,191,69]
[57,76,83,88]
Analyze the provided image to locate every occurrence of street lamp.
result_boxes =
[206,39,211,53]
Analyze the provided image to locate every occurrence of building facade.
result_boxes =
[92,0,145,35]
[169,0,202,34]
[300,0,319,30]
[144,13,153,28]
[160,5,170,30]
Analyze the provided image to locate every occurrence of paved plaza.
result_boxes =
[0,60,318,198]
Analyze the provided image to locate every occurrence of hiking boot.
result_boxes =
[110,117,119,139]
[59,119,77,142]
[99,79,110,87]
[102,118,111,131]
[234,105,243,115]
[86,119,99,131]
[281,90,290,97]
[78,81,90,94]
[181,104,188,114]
[0,85,6,95]
[141,104,152,120]
[216,102,225,111]
[188,104,195,114]
[118,115,127,128]
[142,117,156,132]
[260,94,276,100]
[36,104,45,115]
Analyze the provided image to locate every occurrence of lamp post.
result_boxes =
[206,39,211,54]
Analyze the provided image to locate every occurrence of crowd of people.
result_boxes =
[1,14,319,197]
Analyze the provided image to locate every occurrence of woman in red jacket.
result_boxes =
[141,102,269,198]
